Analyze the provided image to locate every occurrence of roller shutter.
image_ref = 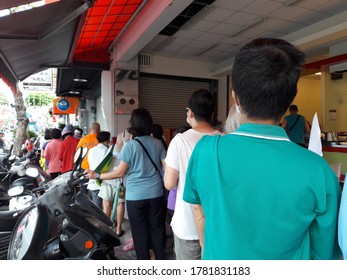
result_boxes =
[139,74,214,129]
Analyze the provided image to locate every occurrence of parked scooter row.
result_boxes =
[0,143,50,260]
[5,147,121,260]
[0,145,49,211]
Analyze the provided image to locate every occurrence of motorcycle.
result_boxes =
[0,145,49,211]
[0,209,23,260]
[0,145,17,209]
[7,147,121,260]
[0,148,48,259]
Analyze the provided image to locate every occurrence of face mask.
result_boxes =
[235,104,241,114]
[186,117,190,125]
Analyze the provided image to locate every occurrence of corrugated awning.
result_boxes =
[0,0,144,96]
[73,0,143,64]
[0,0,86,88]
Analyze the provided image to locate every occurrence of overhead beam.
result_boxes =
[112,0,193,63]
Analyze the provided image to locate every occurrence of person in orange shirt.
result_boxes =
[76,122,100,194]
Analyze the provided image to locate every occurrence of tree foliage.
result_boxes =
[0,90,9,105]
[25,92,54,107]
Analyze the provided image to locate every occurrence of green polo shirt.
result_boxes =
[184,123,341,260]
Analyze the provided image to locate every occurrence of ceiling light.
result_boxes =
[180,5,215,30]
[315,72,321,75]
[229,17,266,37]
[73,77,88,83]
[193,43,218,57]
[68,90,80,94]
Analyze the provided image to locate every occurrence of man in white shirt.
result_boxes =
[164,89,223,260]
[87,131,111,208]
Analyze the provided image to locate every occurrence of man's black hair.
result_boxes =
[97,131,111,143]
[232,38,305,121]
[188,89,215,122]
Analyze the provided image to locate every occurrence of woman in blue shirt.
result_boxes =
[85,108,167,260]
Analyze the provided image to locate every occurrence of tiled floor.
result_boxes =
[113,218,175,260]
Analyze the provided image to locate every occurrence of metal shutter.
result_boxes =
[139,74,212,129]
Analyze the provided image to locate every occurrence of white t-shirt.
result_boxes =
[165,128,222,240]
[87,143,108,191]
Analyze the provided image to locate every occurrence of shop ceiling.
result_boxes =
[1,0,347,99]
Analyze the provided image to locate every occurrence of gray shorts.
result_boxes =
[98,182,125,203]
[173,233,201,260]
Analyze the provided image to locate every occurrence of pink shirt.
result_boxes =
[44,139,62,173]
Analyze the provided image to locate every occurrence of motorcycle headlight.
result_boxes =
[26,167,39,178]
[8,205,39,260]
[8,204,50,260]
[8,186,24,197]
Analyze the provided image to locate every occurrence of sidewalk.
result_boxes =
[113,218,175,260]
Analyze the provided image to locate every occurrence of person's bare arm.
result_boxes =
[164,165,178,190]
[161,159,166,171]
[193,204,205,251]
[85,160,128,180]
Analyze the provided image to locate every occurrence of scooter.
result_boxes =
[0,147,49,211]
[0,153,48,259]
[0,145,17,209]
[7,147,121,260]
[0,209,23,260]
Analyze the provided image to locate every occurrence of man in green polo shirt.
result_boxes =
[183,38,342,260]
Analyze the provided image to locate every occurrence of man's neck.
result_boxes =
[244,118,279,126]
[192,121,215,133]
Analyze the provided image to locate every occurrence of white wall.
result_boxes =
[111,58,139,136]
[101,71,114,135]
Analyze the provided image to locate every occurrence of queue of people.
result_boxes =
[34,37,345,260]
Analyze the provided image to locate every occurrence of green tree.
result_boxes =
[25,92,54,107]
[0,90,9,105]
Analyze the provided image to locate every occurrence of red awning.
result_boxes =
[73,0,144,64]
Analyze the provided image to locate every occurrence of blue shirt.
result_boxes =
[184,123,341,260]
[118,135,166,201]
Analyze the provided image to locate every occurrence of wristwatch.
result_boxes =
[95,173,100,179]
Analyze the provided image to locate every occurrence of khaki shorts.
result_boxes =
[98,182,125,203]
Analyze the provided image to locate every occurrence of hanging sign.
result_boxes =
[52,97,79,115]
[22,69,53,91]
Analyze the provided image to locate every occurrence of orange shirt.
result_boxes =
[76,133,98,170]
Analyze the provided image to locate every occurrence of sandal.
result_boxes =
[116,229,124,237]
[122,242,135,252]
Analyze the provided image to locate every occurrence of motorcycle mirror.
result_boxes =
[74,147,82,164]
[9,155,16,162]
[26,167,39,178]
[73,147,88,164]
[82,147,88,158]
[8,185,24,197]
